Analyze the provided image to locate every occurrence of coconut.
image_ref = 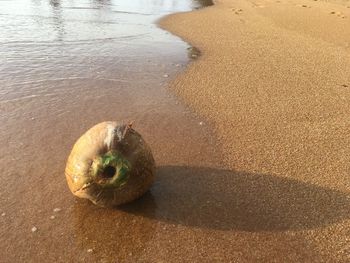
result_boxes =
[65,121,155,207]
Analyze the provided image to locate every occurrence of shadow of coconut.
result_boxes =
[121,165,350,232]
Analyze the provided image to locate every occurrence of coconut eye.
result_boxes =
[100,165,116,179]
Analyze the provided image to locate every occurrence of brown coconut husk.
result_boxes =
[65,121,155,207]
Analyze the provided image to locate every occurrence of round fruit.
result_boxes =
[65,121,155,207]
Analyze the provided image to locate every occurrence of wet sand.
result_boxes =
[159,0,350,261]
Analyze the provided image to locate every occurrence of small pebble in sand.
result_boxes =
[1,212,5,216]
[53,208,61,213]
[31,226,38,232]
[87,249,93,253]
[50,215,55,219]
[163,74,169,78]
[330,11,336,14]
[301,5,307,8]
[175,64,181,67]
[199,121,204,126]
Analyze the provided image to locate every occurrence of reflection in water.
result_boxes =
[92,0,112,9]
[2,0,211,44]
[122,166,350,232]
[50,0,60,8]
[49,0,65,41]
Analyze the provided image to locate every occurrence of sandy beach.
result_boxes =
[1,0,349,262]
[159,0,350,261]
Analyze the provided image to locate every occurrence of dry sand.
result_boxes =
[160,0,350,261]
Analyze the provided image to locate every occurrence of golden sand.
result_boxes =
[1,1,349,262]
[160,0,350,261]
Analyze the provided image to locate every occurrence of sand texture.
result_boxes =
[160,0,350,261]
[1,0,349,262]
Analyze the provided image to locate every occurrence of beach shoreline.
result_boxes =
[1,0,349,261]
